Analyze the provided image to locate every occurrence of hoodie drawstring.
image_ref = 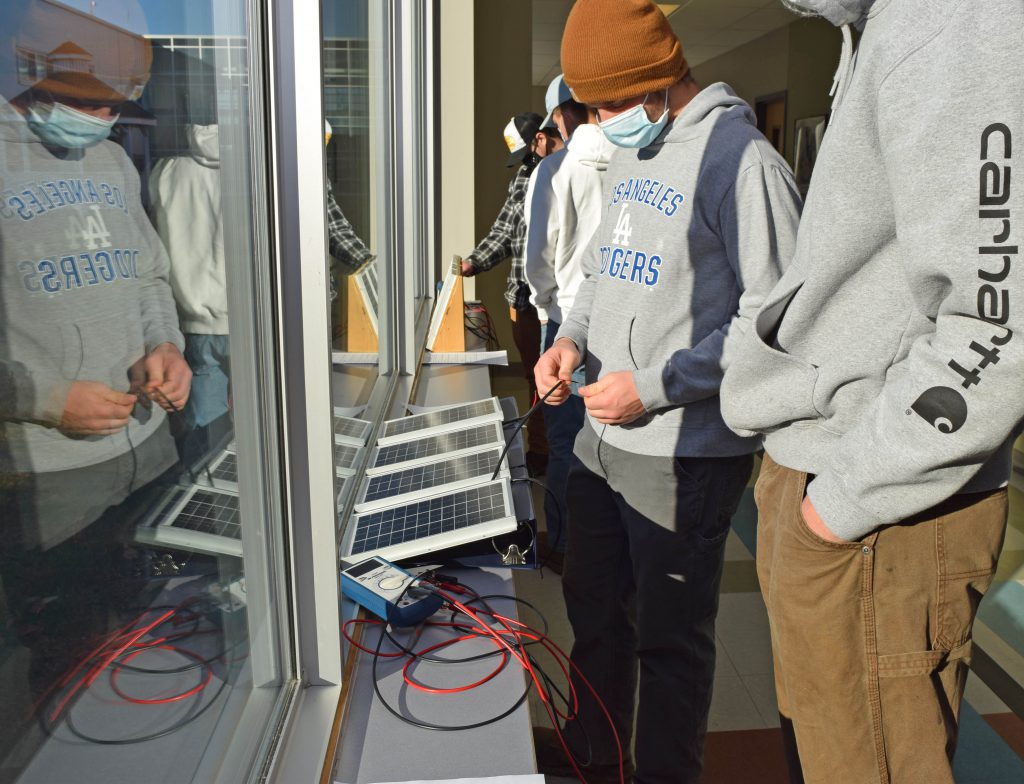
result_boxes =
[828,24,856,126]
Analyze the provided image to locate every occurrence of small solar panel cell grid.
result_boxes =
[363,448,502,503]
[335,443,360,470]
[210,451,239,484]
[371,423,502,469]
[151,487,189,527]
[383,399,498,439]
[351,483,507,555]
[333,415,370,445]
[168,489,242,540]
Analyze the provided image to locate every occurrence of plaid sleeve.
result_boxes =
[326,187,374,276]
[466,175,519,272]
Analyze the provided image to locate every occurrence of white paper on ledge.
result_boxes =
[332,351,379,365]
[423,350,507,366]
[365,776,544,784]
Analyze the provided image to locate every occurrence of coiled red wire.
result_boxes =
[342,580,625,784]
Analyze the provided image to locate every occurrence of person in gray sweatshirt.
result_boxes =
[533,1,802,781]
[0,13,190,700]
[720,1,1023,781]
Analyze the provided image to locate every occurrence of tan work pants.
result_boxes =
[755,455,1007,784]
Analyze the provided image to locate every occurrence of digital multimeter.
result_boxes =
[340,557,443,626]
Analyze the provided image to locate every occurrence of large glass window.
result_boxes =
[325,2,380,364]
[0,1,292,780]
[325,0,391,522]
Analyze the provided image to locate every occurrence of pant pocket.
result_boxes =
[876,642,972,784]
[934,490,1007,649]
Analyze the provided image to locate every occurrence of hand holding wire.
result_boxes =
[580,371,646,425]
[534,339,579,406]
[58,380,137,436]
[141,342,193,411]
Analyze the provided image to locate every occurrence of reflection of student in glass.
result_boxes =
[325,120,374,278]
[0,8,189,691]
[149,122,230,461]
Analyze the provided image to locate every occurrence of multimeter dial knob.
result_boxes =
[377,575,407,591]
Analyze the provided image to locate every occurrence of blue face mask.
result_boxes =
[26,101,118,149]
[599,90,669,149]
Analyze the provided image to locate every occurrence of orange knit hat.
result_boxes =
[560,0,689,105]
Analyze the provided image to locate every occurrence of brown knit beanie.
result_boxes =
[561,0,689,105]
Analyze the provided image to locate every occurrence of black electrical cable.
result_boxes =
[114,627,247,676]
[377,584,549,666]
[42,600,239,744]
[464,314,497,344]
[110,601,246,676]
[61,658,234,745]
[439,592,549,649]
[356,574,609,770]
[144,387,216,485]
[493,380,564,479]
[501,379,564,426]
[511,476,565,570]
[368,579,534,732]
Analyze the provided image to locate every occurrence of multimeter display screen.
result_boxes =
[346,558,382,578]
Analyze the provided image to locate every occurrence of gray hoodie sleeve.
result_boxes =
[0,357,72,424]
[632,163,801,411]
[807,28,1024,540]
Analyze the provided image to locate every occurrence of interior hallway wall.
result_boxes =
[689,17,838,169]
[439,0,477,299]
[471,1,534,364]
[689,25,790,120]
[783,17,839,163]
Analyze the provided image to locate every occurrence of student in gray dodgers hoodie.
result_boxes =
[534,1,801,781]
[720,0,1023,781]
[0,1,189,701]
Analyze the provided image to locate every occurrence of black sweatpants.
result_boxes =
[561,423,753,784]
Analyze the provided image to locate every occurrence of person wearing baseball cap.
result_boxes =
[540,72,573,136]
[463,111,562,475]
[523,73,616,573]
[534,1,802,781]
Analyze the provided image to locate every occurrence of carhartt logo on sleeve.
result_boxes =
[946,122,1015,390]
[911,122,1015,435]
[910,387,968,434]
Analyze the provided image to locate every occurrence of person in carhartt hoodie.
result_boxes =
[720,1,1023,781]
[533,1,802,781]
[523,73,617,570]
[150,123,231,456]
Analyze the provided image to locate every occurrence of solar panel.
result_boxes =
[135,486,243,558]
[193,449,239,492]
[377,397,504,446]
[342,479,517,563]
[335,442,362,477]
[354,260,379,334]
[210,451,238,484]
[367,422,505,475]
[336,476,350,512]
[333,409,371,446]
[355,447,507,512]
